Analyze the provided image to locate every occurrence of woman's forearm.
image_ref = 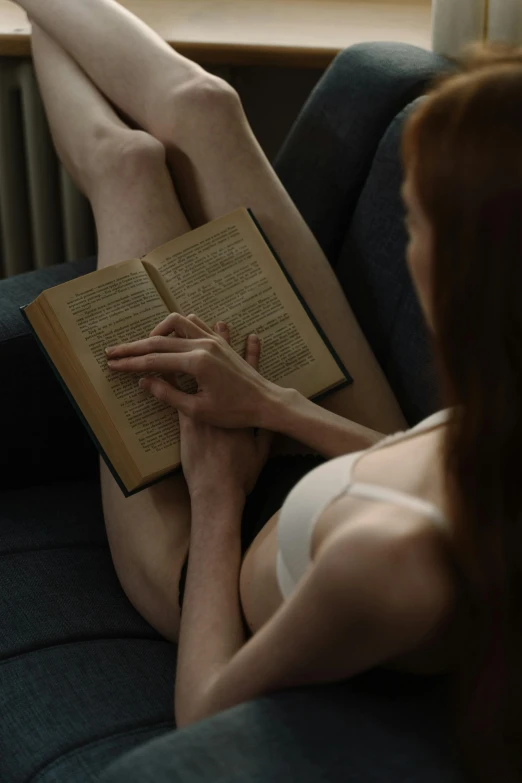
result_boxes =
[174,490,246,728]
[260,387,386,458]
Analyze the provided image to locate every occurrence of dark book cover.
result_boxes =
[20,305,181,497]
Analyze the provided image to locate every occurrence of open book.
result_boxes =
[23,208,351,495]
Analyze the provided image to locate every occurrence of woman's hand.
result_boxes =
[177,320,272,499]
[179,413,272,501]
[105,313,283,429]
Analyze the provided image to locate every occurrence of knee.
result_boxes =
[163,74,244,143]
[182,73,240,111]
[85,128,167,192]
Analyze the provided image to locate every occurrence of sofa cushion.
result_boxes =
[0,258,99,491]
[336,102,440,425]
[275,42,449,268]
[274,44,451,426]
[0,479,175,783]
[100,671,462,783]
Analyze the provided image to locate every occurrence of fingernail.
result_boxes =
[138,378,148,390]
[107,360,117,368]
[105,347,114,355]
[250,334,260,343]
[216,322,227,332]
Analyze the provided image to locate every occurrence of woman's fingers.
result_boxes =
[106,335,193,359]
[214,321,231,344]
[150,312,210,339]
[244,334,261,369]
[149,314,178,338]
[186,314,213,334]
[139,376,196,414]
[107,351,197,376]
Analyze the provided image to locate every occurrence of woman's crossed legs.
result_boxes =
[24,0,405,641]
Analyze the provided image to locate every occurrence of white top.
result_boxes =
[276,409,452,599]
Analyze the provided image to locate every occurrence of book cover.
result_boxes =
[21,305,181,497]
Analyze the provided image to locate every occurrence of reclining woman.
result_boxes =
[16,1,522,779]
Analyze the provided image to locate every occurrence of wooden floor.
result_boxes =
[0,0,432,66]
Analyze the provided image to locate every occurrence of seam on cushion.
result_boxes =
[27,719,174,783]
[383,285,410,373]
[1,636,169,666]
[0,543,108,559]
[0,333,32,347]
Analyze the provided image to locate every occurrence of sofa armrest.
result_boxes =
[0,258,99,490]
[100,671,461,783]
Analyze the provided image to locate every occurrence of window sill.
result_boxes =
[0,0,432,67]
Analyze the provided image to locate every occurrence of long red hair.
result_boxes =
[402,44,522,783]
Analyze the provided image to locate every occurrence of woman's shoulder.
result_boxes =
[310,508,458,672]
[383,407,453,444]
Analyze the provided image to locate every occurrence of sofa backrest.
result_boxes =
[274,44,450,427]
[334,103,441,427]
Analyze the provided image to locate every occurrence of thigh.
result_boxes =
[101,460,190,643]
[91,132,195,642]
[32,16,193,641]
[164,79,407,434]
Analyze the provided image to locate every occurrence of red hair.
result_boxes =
[402,44,522,783]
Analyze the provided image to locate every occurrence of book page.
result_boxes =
[43,259,181,476]
[144,208,345,398]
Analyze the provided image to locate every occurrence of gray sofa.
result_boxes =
[0,43,462,782]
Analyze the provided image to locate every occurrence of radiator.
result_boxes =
[0,57,239,280]
[0,57,96,279]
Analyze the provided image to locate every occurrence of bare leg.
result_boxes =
[17,0,206,135]
[31,24,191,642]
[19,0,406,433]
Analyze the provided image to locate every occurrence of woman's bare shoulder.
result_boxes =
[316,505,460,672]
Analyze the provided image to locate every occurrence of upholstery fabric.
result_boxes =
[0,258,98,491]
[101,672,461,783]
[335,102,441,424]
[0,480,175,783]
[275,42,449,267]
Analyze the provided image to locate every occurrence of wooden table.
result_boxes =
[0,0,432,68]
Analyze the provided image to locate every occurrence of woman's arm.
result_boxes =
[106,313,388,458]
[260,387,385,458]
[174,488,247,728]
[153,323,444,728]
[176,490,451,728]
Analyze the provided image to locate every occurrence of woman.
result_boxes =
[16,0,522,779]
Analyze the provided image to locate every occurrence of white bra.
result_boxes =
[276,409,452,600]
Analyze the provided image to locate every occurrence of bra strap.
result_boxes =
[346,482,448,527]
